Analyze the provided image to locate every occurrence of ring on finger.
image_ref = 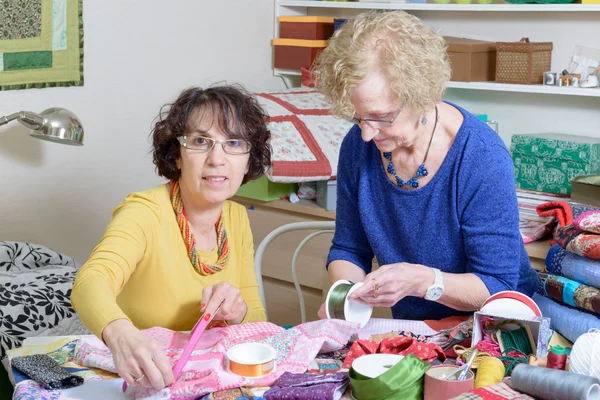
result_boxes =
[133,374,145,383]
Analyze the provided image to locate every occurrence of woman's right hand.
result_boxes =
[102,319,174,390]
[317,302,328,320]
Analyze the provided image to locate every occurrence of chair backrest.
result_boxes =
[253,221,335,323]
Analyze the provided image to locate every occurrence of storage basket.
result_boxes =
[495,38,553,84]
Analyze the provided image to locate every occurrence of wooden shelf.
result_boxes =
[273,69,600,98]
[278,0,600,12]
[525,238,552,260]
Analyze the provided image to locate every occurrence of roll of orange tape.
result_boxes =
[227,343,277,378]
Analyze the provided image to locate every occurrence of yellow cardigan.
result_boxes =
[71,184,266,338]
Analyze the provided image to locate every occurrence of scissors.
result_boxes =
[122,300,224,392]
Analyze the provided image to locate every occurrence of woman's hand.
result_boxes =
[348,263,434,307]
[102,319,174,390]
[201,282,247,325]
[317,302,327,320]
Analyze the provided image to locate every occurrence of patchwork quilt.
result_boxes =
[255,88,353,183]
[0,0,83,90]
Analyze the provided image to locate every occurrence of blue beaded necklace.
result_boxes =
[383,106,438,189]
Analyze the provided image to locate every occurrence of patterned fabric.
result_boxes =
[537,201,597,227]
[546,244,600,289]
[544,274,600,314]
[450,380,533,400]
[73,319,358,399]
[574,210,600,234]
[170,179,230,275]
[519,218,555,244]
[254,88,353,182]
[369,330,433,343]
[0,0,83,91]
[0,0,42,40]
[342,337,446,369]
[537,201,600,260]
[11,354,84,389]
[6,337,120,400]
[0,241,84,359]
[264,372,348,400]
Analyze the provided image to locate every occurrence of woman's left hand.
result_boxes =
[348,263,434,307]
[201,282,248,325]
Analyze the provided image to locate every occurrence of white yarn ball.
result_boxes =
[570,329,600,380]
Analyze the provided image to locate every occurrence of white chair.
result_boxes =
[254,221,335,323]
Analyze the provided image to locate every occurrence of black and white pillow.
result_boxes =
[0,242,85,359]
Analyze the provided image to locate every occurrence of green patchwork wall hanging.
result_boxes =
[0,0,83,91]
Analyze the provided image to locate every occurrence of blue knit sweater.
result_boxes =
[327,104,540,320]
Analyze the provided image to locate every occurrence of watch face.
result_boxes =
[427,286,443,300]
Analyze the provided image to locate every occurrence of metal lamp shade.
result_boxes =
[27,108,84,146]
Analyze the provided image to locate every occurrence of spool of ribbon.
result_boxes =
[326,280,373,328]
[512,364,600,400]
[349,354,430,400]
[226,343,277,377]
[474,357,505,388]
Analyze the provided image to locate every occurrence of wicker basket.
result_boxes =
[495,38,553,84]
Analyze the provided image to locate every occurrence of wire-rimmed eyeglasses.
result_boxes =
[177,135,251,155]
[348,107,403,129]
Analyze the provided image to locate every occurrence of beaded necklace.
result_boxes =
[383,106,438,189]
[170,179,230,275]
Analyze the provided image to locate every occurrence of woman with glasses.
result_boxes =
[314,11,540,322]
[71,85,271,390]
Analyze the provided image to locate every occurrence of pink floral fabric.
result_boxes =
[73,320,358,400]
[574,210,600,234]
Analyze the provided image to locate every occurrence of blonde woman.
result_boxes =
[315,11,539,321]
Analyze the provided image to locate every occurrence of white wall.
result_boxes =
[0,1,285,263]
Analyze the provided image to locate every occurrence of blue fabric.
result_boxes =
[546,244,600,289]
[533,292,600,343]
[327,103,540,321]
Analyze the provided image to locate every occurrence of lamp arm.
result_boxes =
[0,113,21,127]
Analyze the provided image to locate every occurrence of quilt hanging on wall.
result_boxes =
[0,0,83,91]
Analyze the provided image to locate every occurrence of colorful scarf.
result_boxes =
[170,179,230,275]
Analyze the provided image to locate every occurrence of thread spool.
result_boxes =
[547,345,567,371]
[512,364,600,400]
[325,280,373,328]
[570,329,600,380]
[474,357,505,388]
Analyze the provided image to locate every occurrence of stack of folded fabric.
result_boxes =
[533,201,600,343]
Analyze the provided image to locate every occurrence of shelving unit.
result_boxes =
[274,68,600,97]
[279,1,600,12]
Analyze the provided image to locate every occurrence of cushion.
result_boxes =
[0,242,88,359]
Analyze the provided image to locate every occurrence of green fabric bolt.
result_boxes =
[349,354,430,400]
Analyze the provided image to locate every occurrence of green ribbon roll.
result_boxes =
[349,354,431,400]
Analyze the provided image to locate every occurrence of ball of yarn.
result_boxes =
[570,329,600,380]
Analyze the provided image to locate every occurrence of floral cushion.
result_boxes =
[0,242,87,359]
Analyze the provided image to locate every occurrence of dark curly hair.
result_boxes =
[152,84,271,184]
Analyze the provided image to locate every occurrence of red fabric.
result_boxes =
[424,315,470,331]
[342,337,446,368]
[536,201,572,227]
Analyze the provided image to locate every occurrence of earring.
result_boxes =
[421,115,427,125]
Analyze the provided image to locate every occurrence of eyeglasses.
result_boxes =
[348,107,403,129]
[177,135,251,155]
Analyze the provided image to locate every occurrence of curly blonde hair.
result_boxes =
[314,10,451,117]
